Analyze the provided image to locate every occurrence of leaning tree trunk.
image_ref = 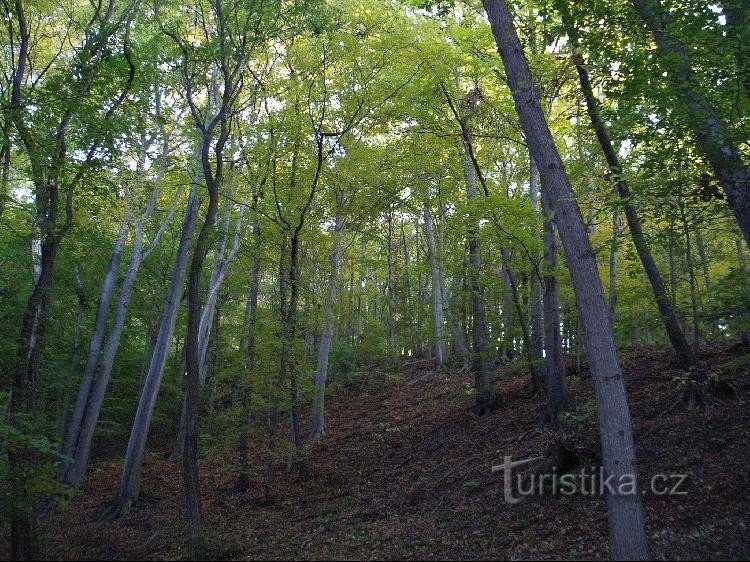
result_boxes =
[483,1,649,558]
[106,190,200,518]
[310,196,346,441]
[631,0,750,247]
[62,220,129,468]
[559,8,696,367]
[172,208,241,460]
[64,183,181,488]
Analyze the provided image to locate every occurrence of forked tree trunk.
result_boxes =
[107,190,200,518]
[172,207,241,460]
[63,135,180,488]
[62,220,129,466]
[483,1,649,558]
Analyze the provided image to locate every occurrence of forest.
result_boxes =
[0,0,749,559]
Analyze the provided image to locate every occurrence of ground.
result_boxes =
[9,344,750,560]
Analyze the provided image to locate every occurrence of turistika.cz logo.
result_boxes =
[491,455,688,504]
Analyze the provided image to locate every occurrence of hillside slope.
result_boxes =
[24,345,750,560]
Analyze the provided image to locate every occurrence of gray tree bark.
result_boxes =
[528,156,545,381]
[483,1,649,557]
[423,203,448,371]
[310,192,346,441]
[63,118,181,488]
[106,188,200,517]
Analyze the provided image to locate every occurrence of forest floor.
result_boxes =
[12,343,750,560]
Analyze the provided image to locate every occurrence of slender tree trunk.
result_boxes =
[695,230,711,300]
[172,209,241,460]
[107,190,200,518]
[461,134,496,413]
[543,204,569,422]
[236,203,261,492]
[57,265,85,443]
[609,204,620,325]
[62,220,129,467]
[528,156,545,382]
[559,6,695,367]
[386,208,398,364]
[483,1,649,557]
[399,206,414,356]
[0,123,10,220]
[677,196,700,350]
[423,203,447,371]
[501,249,535,384]
[357,238,365,342]
[631,0,750,246]
[310,195,345,441]
[184,181,220,559]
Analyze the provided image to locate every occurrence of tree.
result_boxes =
[482,0,649,558]
[630,0,750,247]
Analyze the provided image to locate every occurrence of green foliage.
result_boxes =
[0,396,72,524]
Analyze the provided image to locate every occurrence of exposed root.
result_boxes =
[663,370,735,415]
[97,495,134,521]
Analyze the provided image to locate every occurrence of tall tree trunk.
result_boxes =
[63,131,180,487]
[631,0,750,246]
[0,123,10,220]
[57,265,85,443]
[609,203,620,325]
[677,196,700,350]
[559,4,695,367]
[695,230,711,301]
[235,202,261,493]
[483,1,649,558]
[184,180,220,559]
[528,156,545,383]
[500,248,535,385]
[64,185,180,488]
[172,208,241,460]
[107,190,200,518]
[423,203,447,371]
[310,194,346,441]
[543,204,569,422]
[356,238,366,342]
[386,208,398,364]
[462,134,496,414]
[62,220,129,467]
